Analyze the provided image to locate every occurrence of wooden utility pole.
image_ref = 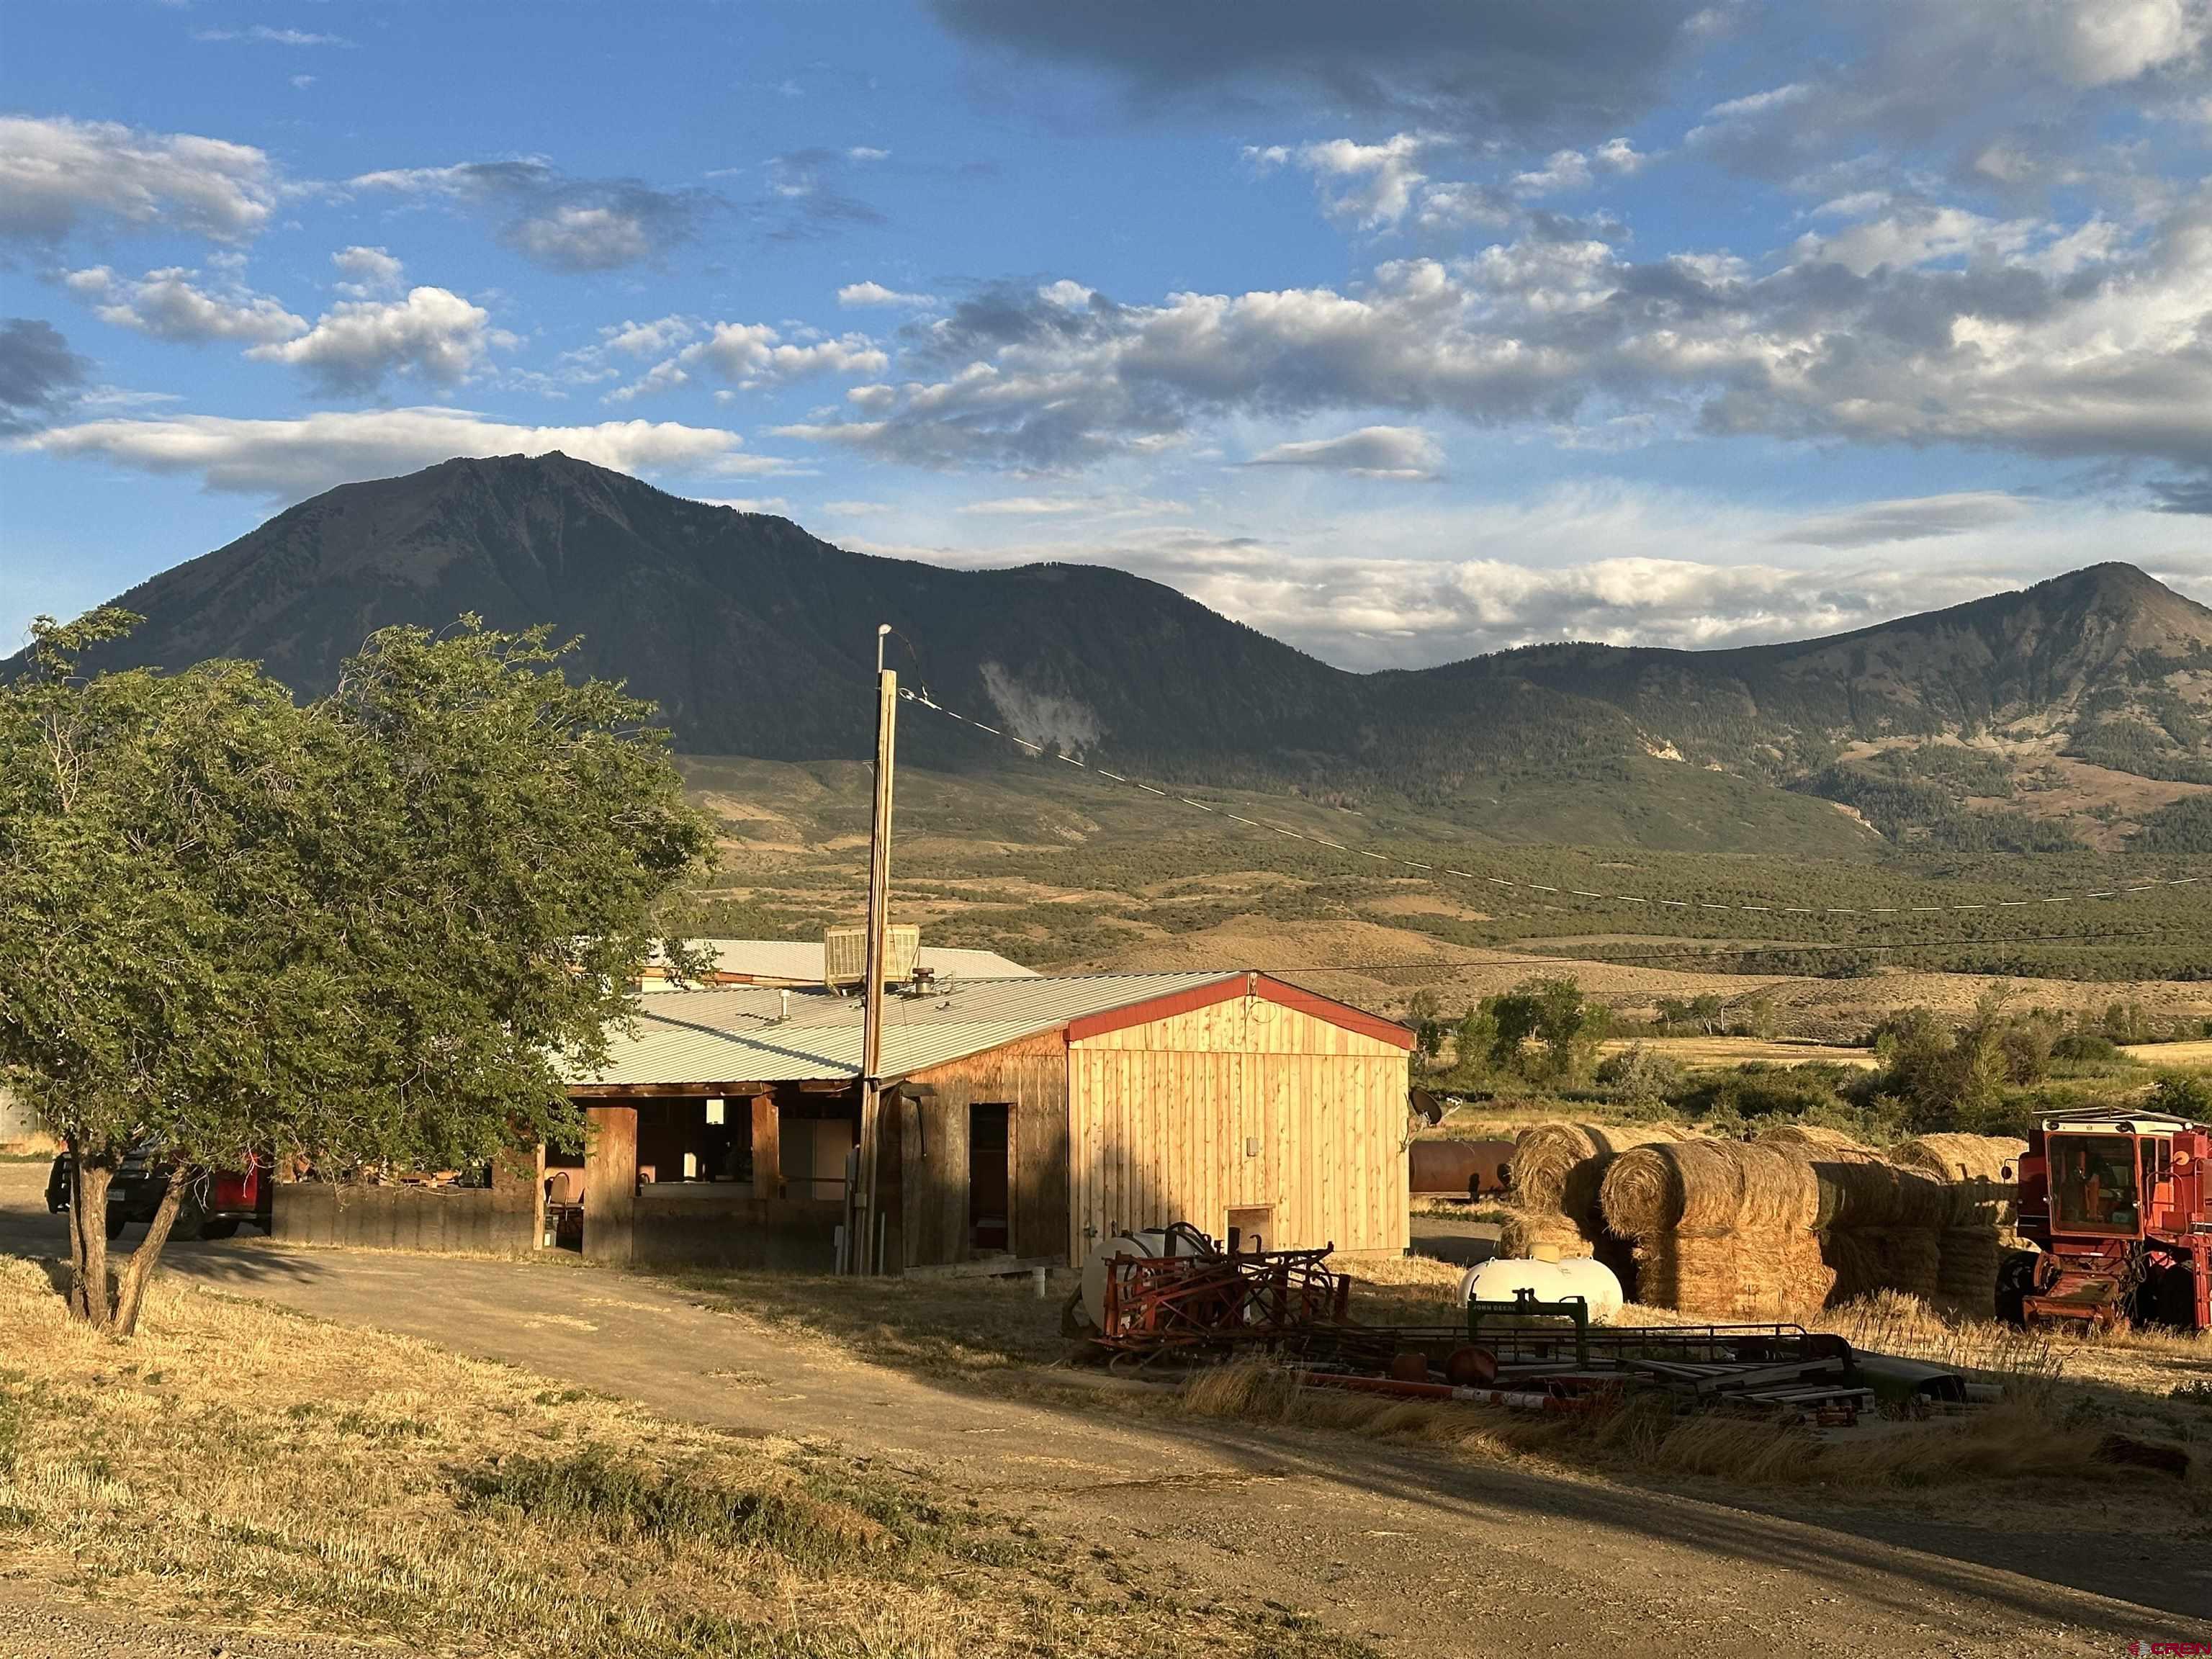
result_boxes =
[853,625,896,1273]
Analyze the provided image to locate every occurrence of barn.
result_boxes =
[559,970,1414,1272]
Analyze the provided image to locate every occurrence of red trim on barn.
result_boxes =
[1062,972,1414,1050]
[1251,975,1417,1050]
[1064,975,1246,1042]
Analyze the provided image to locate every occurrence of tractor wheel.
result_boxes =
[1995,1250,2038,1327]
[197,1219,240,1241]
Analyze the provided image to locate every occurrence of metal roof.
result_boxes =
[641,938,1036,988]
[572,971,1242,1087]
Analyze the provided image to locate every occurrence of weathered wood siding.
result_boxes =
[583,1103,639,1265]
[1068,997,1409,1262]
[898,1032,1069,1270]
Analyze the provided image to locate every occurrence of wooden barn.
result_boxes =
[559,971,1415,1272]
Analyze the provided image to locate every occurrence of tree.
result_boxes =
[0,613,712,1334]
[1405,989,1447,1064]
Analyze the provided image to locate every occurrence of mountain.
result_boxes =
[37,452,2212,851]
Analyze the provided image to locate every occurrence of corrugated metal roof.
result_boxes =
[640,938,1037,989]
[572,971,1238,1087]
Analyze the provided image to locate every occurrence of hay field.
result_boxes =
[2128,1039,2212,1068]
[0,1258,1356,1659]
[1595,1036,1879,1069]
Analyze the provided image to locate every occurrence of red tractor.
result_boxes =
[2002,1107,2211,1333]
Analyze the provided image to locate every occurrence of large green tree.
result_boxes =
[0,612,711,1334]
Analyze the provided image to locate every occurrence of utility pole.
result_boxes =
[853,624,896,1274]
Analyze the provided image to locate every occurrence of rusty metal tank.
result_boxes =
[1410,1137,1515,1200]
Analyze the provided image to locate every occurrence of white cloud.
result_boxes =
[1512,148,1594,197]
[1289,133,1432,229]
[958,495,1100,515]
[689,495,792,513]
[1246,425,1444,479]
[844,483,2212,669]
[837,280,938,308]
[597,315,698,357]
[783,191,2212,482]
[1592,137,1652,174]
[19,407,777,500]
[0,115,277,243]
[621,320,887,398]
[847,145,891,162]
[246,287,513,393]
[63,265,306,345]
[194,24,353,46]
[331,246,404,297]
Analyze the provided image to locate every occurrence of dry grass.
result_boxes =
[1175,1353,2202,1500]
[1596,1038,1878,1070]
[666,1267,1074,1385]
[0,1256,1370,1659]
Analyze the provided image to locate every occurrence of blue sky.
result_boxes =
[5,0,2212,668]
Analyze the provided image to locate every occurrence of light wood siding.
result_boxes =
[1068,996,1408,1262]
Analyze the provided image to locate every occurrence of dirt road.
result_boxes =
[2,1164,2203,1658]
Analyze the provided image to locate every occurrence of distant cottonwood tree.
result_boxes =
[0,611,711,1334]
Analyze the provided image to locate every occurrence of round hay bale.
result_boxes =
[1601,1139,1815,1236]
[1498,1207,1588,1261]
[1753,1127,1910,1226]
[1780,1229,1840,1315]
[1730,1226,1834,1321]
[1822,1229,1887,1303]
[1510,1122,1689,1215]
[1891,1168,1951,1230]
[1894,1133,2028,1228]
[1850,1226,1943,1300]
[1935,1228,2001,1317]
[1732,1142,1820,1231]
[1650,1233,1741,1318]
[1757,1123,1873,1153]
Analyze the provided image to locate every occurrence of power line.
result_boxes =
[898,685,2205,925]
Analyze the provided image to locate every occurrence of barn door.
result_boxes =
[968,1102,1010,1253]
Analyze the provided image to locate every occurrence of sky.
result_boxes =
[4,0,2212,671]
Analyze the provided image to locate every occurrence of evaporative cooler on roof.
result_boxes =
[824,925,920,989]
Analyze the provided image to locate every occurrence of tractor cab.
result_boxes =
[2013,1109,2211,1332]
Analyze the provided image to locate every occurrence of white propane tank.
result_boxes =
[1079,1226,1206,1332]
[1547,1256,1625,1323]
[1457,1256,1623,1323]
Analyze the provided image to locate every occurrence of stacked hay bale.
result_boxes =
[1503,1122,1690,1261]
[1599,1140,1823,1320]
[1895,1133,2028,1316]
[1757,1125,1912,1304]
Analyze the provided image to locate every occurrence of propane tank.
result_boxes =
[1079,1226,1207,1331]
[1457,1256,1623,1323]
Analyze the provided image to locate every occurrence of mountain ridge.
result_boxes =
[33,452,2212,851]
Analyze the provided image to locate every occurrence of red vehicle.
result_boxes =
[47,1147,274,1241]
[2003,1108,2211,1332]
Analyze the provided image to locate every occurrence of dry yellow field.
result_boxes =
[0,1256,1356,1659]
[1596,1035,1879,1069]
[2128,1039,2212,1068]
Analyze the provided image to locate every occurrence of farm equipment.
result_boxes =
[1084,1222,1353,1357]
[2004,1107,2211,1333]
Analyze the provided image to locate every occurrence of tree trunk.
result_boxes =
[66,1141,114,1326]
[113,1176,187,1337]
